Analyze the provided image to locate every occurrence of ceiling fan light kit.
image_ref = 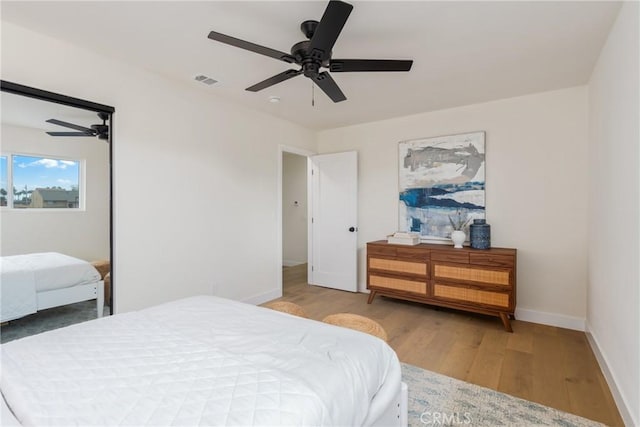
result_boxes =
[207,0,413,103]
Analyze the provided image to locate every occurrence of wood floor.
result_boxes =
[271,264,624,426]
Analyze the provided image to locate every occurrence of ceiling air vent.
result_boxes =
[194,75,218,86]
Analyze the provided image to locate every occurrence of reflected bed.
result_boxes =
[0,252,104,323]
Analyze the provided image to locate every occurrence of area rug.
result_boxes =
[401,362,603,427]
[0,300,109,344]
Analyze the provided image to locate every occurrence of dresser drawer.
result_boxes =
[397,247,430,261]
[369,275,427,295]
[433,283,511,309]
[470,253,514,268]
[431,251,469,264]
[367,244,397,257]
[433,264,511,286]
[369,257,428,276]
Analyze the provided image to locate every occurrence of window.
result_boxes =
[1,154,81,209]
[0,156,7,207]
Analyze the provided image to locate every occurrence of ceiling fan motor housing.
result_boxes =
[93,112,109,139]
[91,124,108,134]
[291,39,330,77]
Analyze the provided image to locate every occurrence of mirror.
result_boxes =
[0,81,114,332]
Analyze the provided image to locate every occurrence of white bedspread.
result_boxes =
[1,296,400,426]
[0,253,101,322]
[0,257,37,322]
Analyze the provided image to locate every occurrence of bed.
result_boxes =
[0,252,104,323]
[1,295,407,426]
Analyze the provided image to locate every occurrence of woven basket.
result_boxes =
[264,301,309,319]
[322,313,388,342]
[91,260,110,280]
[104,272,111,305]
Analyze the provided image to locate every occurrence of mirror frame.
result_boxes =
[1,80,115,315]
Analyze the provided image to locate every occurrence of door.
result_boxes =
[309,151,358,292]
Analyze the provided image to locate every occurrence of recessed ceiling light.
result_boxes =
[268,96,281,103]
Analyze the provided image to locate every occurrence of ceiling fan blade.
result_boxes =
[311,71,346,103]
[46,131,94,137]
[208,31,295,64]
[46,119,93,133]
[308,1,353,61]
[330,59,413,72]
[246,69,303,92]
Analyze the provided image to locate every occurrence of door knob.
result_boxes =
[348,227,357,232]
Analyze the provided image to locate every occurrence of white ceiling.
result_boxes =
[1,91,101,133]
[1,1,620,130]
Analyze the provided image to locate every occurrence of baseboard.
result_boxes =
[282,260,305,267]
[514,308,585,331]
[585,323,636,427]
[242,288,282,306]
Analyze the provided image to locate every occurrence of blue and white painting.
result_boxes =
[399,131,485,241]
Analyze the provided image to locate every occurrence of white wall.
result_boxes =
[282,152,307,266]
[2,8,636,424]
[587,2,639,426]
[1,22,316,312]
[317,87,589,328]
[1,124,109,261]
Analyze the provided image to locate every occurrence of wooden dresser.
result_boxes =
[366,240,517,331]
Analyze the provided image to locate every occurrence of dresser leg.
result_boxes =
[499,312,513,332]
[367,290,377,304]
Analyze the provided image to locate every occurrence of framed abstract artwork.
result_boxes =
[398,131,485,242]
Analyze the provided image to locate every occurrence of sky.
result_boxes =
[0,157,6,192]
[1,155,79,193]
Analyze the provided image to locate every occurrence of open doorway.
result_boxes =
[283,152,308,267]
[278,146,314,297]
[282,151,308,296]
[277,146,358,298]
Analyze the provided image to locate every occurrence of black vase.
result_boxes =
[470,219,491,249]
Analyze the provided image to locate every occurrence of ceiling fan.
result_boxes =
[46,112,109,140]
[207,0,413,103]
